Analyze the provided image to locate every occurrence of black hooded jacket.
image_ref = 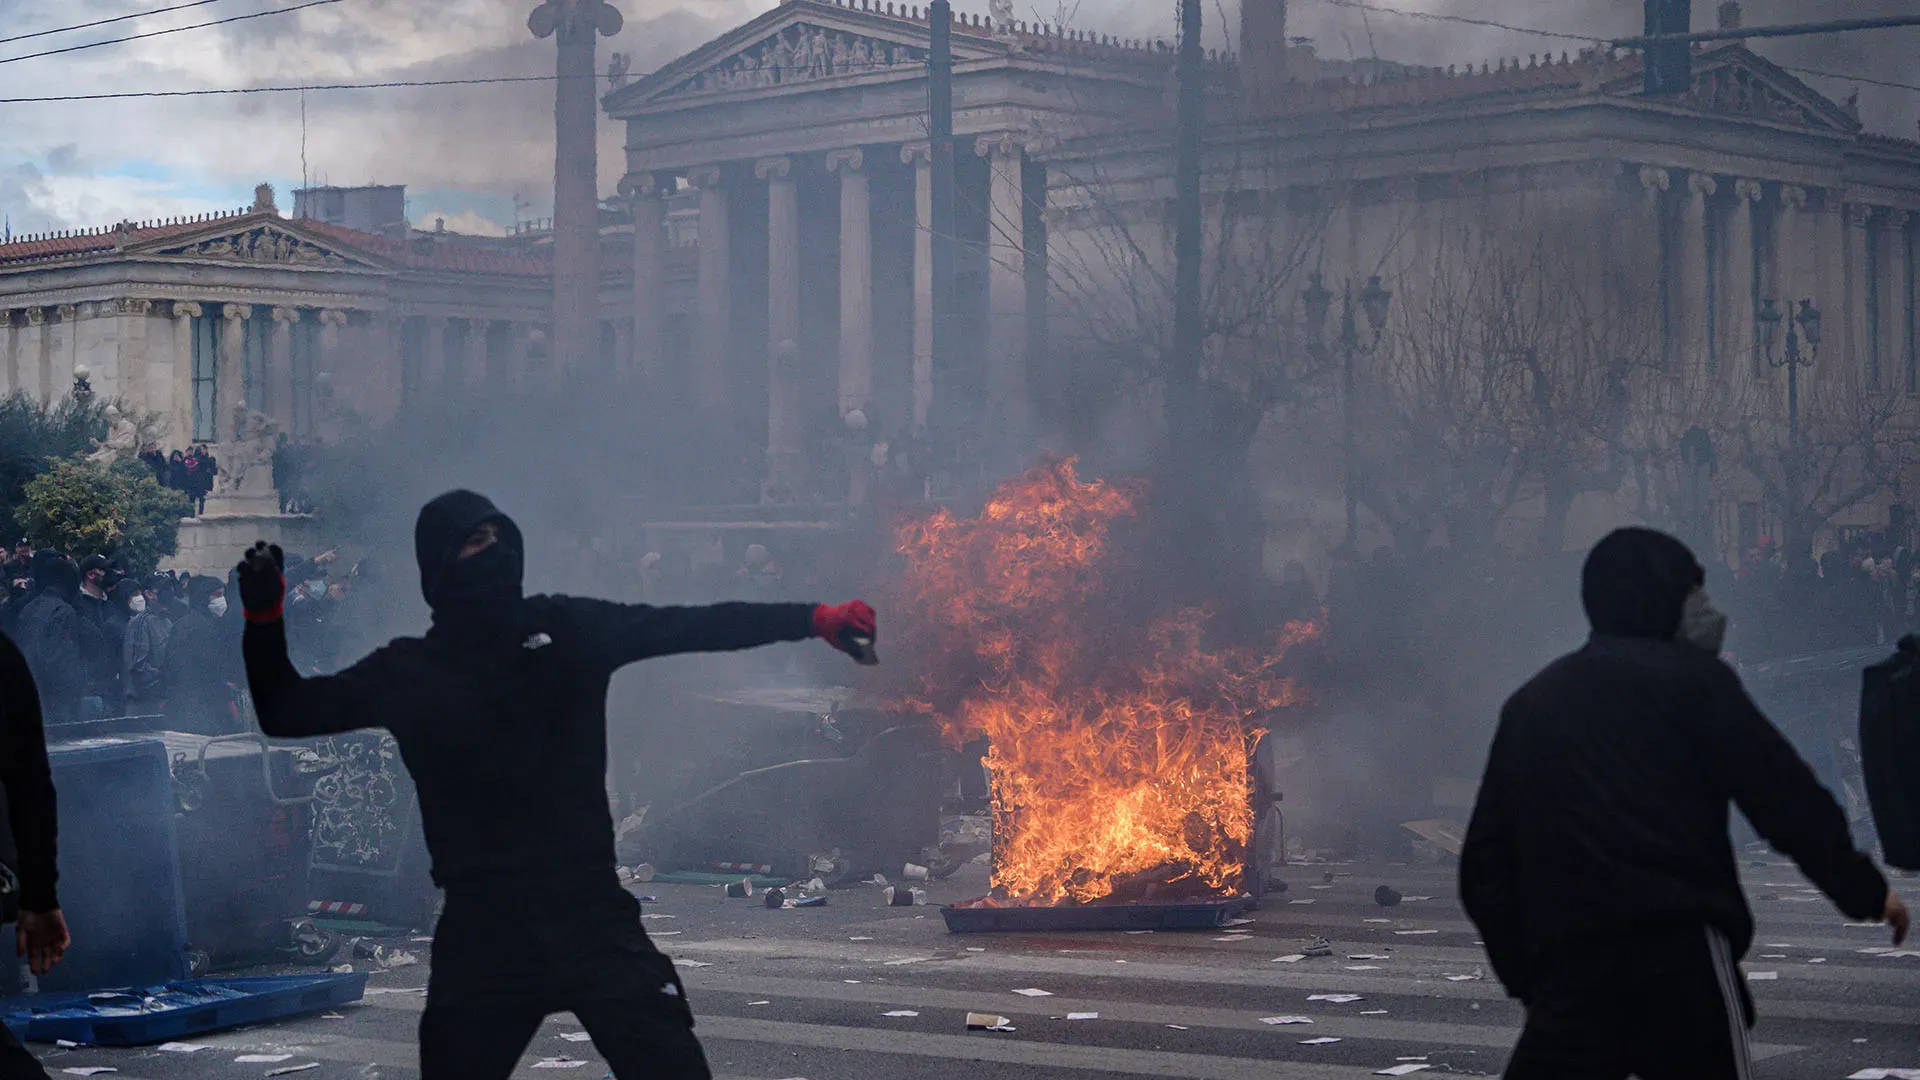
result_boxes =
[243,491,818,894]
[0,630,58,911]
[1460,528,1887,1001]
[14,556,81,716]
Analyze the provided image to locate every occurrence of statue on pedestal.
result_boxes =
[88,405,139,465]
[205,404,281,515]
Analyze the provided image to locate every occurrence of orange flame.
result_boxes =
[894,458,1316,905]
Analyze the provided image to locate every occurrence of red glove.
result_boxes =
[813,601,877,658]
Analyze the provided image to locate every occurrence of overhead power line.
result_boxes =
[0,0,229,48]
[1310,0,1596,44]
[0,0,342,66]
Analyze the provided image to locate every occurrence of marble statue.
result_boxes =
[217,405,280,497]
[88,405,138,465]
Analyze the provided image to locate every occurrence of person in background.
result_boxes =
[1461,527,1906,1080]
[12,556,81,728]
[0,629,67,1080]
[124,577,173,713]
[162,578,234,733]
[238,490,877,1080]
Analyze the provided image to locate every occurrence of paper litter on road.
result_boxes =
[641,914,677,920]
[331,964,354,973]
[1848,1071,1920,1079]
[1288,899,1316,905]
[1400,896,1432,902]
[844,980,861,984]
[1844,922,1883,928]
[1259,1016,1314,1025]
[1745,971,1778,981]
[1224,917,1255,926]
[1397,1056,1429,1061]
[1364,918,1392,924]
[678,960,713,968]
[1348,954,1389,960]
[1307,994,1364,1003]
[1361,1009,1389,1015]
[1309,885,1332,890]
[1810,958,1827,963]
[966,1012,1015,1031]
[1300,1037,1342,1045]
[55,1041,76,1049]
[1213,936,1253,942]
[1065,1012,1099,1020]
[61,1070,115,1077]
[1125,929,1153,934]
[1272,954,1307,963]
[1876,950,1920,959]
[1012,988,1053,996]
[966,947,986,952]
[320,1013,346,1020]
[530,1059,588,1070]
[363,987,428,995]
[882,1010,919,1017]
[560,1032,592,1041]
[1375,1066,1434,1076]
[1165,1024,1190,1030]
[883,957,931,965]
[1760,954,1786,959]
[265,1066,321,1078]
[747,1000,772,1006]
[1344,965,1382,971]
[157,1043,208,1053]
[651,931,682,936]
[849,936,874,941]
[1393,929,1438,936]
[1444,974,1481,982]
[234,1055,294,1064]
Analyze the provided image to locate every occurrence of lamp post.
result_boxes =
[1757,296,1822,564]
[1303,272,1391,554]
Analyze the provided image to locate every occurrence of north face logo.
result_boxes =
[523,632,553,650]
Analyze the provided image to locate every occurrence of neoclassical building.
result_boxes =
[606,0,1920,557]
[0,186,553,447]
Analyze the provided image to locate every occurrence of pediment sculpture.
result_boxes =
[156,226,354,267]
[669,23,928,96]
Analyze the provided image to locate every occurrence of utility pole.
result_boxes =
[928,0,956,443]
[1170,0,1203,453]
[530,0,623,377]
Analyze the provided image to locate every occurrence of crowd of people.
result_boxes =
[0,542,374,733]
[136,444,219,514]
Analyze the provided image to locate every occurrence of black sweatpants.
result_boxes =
[0,1023,49,1080]
[1505,924,1754,1080]
[420,886,710,1080]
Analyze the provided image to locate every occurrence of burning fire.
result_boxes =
[894,458,1316,905]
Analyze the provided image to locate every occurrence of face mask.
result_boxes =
[430,541,523,611]
[304,579,327,600]
[129,595,146,614]
[1676,589,1727,654]
[208,595,228,617]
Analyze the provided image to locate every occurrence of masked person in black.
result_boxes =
[238,491,877,1080]
[0,631,69,1080]
[1462,527,1906,1080]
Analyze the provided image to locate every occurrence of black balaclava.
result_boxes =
[1580,526,1705,641]
[414,490,525,638]
[185,576,219,615]
[34,554,78,603]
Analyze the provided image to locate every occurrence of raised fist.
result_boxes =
[237,541,286,622]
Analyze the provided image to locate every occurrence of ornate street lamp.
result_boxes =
[1302,272,1391,555]
[1757,295,1821,566]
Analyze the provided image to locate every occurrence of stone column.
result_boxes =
[1846,204,1872,378]
[21,308,46,404]
[0,312,14,398]
[1778,185,1810,310]
[1725,178,1761,376]
[368,310,402,425]
[903,141,933,432]
[1636,166,1670,360]
[978,133,1030,437]
[828,149,874,422]
[220,303,249,438]
[465,318,489,386]
[759,155,801,490]
[690,166,731,416]
[1680,172,1715,369]
[111,299,156,416]
[1879,211,1907,389]
[52,304,78,403]
[423,316,448,387]
[270,307,298,428]
[170,302,200,442]
[621,172,665,385]
[1816,195,1848,391]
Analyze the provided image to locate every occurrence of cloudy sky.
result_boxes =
[0,0,1914,237]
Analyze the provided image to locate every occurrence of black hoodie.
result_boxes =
[1460,527,1886,1002]
[243,490,818,894]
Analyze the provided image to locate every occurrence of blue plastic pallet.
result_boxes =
[0,972,368,1046]
[941,896,1251,932]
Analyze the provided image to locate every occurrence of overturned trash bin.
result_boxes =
[0,973,368,1046]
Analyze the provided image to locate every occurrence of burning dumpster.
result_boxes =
[889,459,1317,929]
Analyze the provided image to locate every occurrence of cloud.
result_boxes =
[410,208,511,237]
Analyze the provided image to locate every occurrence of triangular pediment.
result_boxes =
[1604,44,1861,132]
[608,0,1005,109]
[133,215,386,271]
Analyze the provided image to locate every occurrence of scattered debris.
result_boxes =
[1374,886,1402,907]
[1347,954,1390,960]
[1364,918,1391,924]
[1271,954,1307,963]
[235,1055,294,1064]
[1288,899,1316,905]
[678,960,713,968]
[1745,971,1778,981]
[966,1012,1015,1031]
[265,1066,320,1078]
[850,936,874,941]
[1065,1012,1099,1020]
[1444,974,1482,982]
[1302,936,1333,957]
[1400,896,1432,902]
[1360,1009,1388,1015]
[884,886,928,906]
[156,1043,208,1053]
[882,1010,919,1018]
[1375,1065,1434,1077]
[630,864,655,882]
[640,914,676,921]
[1165,1024,1190,1030]
[1392,929,1438,936]
[1307,994,1364,1003]
[331,964,353,973]
[1847,1071,1920,1080]
[784,896,828,909]
[1223,917,1255,927]
[1212,935,1252,942]
[1300,1037,1342,1045]
[747,1000,771,1006]
[1011,988,1053,997]
[1259,1016,1314,1025]
[724,879,755,899]
[902,863,930,881]
[1400,818,1466,856]
[61,1070,115,1077]
[764,888,787,908]
[559,1032,592,1042]
[1345,965,1383,971]
[529,1059,588,1070]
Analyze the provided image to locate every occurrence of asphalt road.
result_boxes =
[17,857,1920,1079]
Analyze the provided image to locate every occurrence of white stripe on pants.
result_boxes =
[1702,927,1753,1080]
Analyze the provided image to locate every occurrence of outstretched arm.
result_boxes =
[239,543,386,739]
[580,597,875,667]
